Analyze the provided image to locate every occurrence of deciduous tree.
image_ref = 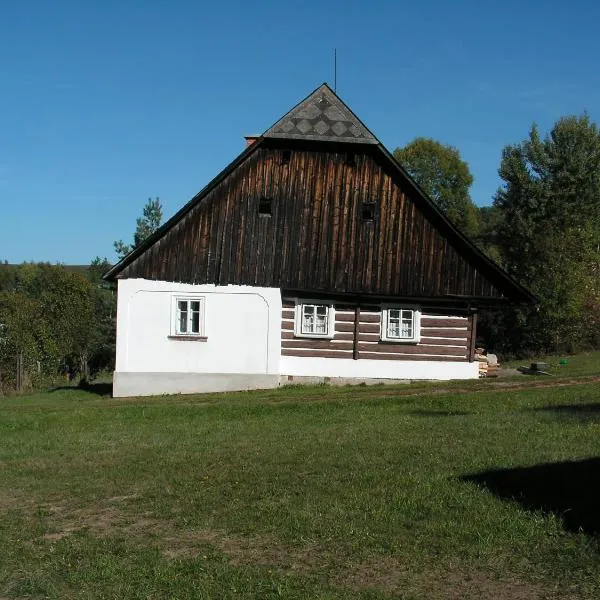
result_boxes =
[394,138,480,237]
[493,114,600,353]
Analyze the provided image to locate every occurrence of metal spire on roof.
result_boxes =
[334,48,337,93]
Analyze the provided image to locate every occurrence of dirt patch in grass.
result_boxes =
[340,556,567,600]
[35,494,164,542]
[376,376,600,398]
[264,376,600,407]
[159,529,333,575]
[32,497,332,573]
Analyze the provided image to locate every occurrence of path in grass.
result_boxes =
[1,381,600,599]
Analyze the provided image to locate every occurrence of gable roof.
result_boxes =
[263,83,378,144]
[104,84,535,305]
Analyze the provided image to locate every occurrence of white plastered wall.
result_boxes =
[279,355,479,381]
[114,279,282,396]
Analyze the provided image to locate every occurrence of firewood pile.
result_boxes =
[474,347,500,377]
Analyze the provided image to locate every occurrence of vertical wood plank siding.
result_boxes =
[282,300,470,361]
[119,143,506,299]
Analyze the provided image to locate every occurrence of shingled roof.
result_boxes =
[263,83,378,144]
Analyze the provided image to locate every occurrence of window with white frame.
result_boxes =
[171,296,205,337]
[295,302,335,338]
[381,307,420,342]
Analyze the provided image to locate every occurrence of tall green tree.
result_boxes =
[114,197,163,259]
[393,138,480,237]
[494,114,600,353]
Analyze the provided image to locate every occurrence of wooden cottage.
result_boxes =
[105,83,532,397]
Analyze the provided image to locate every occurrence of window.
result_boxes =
[294,302,335,338]
[361,201,377,222]
[381,307,420,342]
[171,296,206,338]
[258,196,272,216]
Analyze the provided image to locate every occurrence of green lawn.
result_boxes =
[1,378,600,599]
[501,349,600,377]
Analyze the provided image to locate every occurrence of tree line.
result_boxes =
[0,199,163,393]
[394,114,600,356]
[0,260,114,392]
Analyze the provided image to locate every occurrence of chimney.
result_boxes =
[244,135,260,147]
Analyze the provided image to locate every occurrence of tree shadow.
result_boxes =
[409,410,470,417]
[50,382,113,397]
[462,457,600,536]
[533,403,600,422]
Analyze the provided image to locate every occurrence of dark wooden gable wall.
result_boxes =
[116,140,517,302]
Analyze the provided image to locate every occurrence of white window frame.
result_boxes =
[170,295,206,338]
[294,300,335,339]
[380,305,421,343]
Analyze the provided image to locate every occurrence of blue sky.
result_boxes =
[2,0,599,264]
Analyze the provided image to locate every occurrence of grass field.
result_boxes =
[1,373,600,599]
[502,350,600,377]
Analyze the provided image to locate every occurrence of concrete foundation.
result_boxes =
[279,375,412,386]
[112,371,447,398]
[113,372,280,397]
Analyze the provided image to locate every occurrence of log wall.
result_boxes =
[118,141,510,301]
[281,298,471,362]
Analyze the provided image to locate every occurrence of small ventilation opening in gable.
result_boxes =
[259,197,273,217]
[345,152,356,167]
[282,150,292,164]
[361,201,377,222]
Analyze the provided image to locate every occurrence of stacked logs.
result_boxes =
[474,347,500,377]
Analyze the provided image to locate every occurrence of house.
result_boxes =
[104,83,533,397]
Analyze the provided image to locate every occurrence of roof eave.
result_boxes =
[103,138,266,282]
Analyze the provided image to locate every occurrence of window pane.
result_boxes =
[178,300,188,333]
[189,301,201,334]
[401,311,413,338]
[315,305,328,333]
[191,310,200,333]
[302,305,315,333]
[387,309,400,337]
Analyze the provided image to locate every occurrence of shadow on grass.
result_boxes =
[462,457,600,536]
[533,403,600,422]
[409,410,470,417]
[50,382,113,397]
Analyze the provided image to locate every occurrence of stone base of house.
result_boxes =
[112,372,280,397]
